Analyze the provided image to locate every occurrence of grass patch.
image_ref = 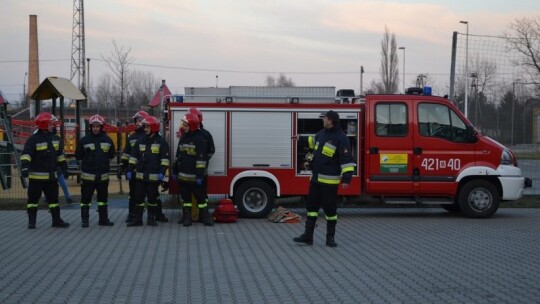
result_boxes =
[513,152,540,159]
[501,195,540,208]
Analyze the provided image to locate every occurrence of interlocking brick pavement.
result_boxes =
[1,206,540,303]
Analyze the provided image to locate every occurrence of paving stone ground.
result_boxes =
[1,205,540,304]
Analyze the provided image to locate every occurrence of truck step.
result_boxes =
[381,196,454,205]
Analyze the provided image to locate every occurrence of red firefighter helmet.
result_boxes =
[182,113,200,131]
[35,112,59,130]
[141,115,160,132]
[188,108,203,122]
[88,114,105,125]
[132,110,149,121]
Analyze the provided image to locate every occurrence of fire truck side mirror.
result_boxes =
[465,125,478,143]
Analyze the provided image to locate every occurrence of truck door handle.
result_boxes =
[413,147,423,154]
[369,147,379,154]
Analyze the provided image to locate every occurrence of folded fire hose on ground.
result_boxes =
[268,206,301,223]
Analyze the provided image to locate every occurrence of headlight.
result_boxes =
[501,149,516,166]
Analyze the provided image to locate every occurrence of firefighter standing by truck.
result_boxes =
[293,110,355,247]
[121,110,166,223]
[20,112,70,229]
[188,108,215,221]
[126,116,170,227]
[75,114,116,227]
[173,113,214,226]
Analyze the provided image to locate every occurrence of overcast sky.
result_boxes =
[1,0,540,103]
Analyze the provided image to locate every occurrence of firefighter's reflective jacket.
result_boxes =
[200,125,215,161]
[174,129,207,183]
[303,126,356,185]
[75,131,116,182]
[121,129,145,169]
[128,133,170,182]
[20,130,68,181]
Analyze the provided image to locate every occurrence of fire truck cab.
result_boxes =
[168,87,531,219]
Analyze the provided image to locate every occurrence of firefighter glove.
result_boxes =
[21,168,28,178]
[116,167,124,179]
[196,178,203,186]
[126,171,132,180]
[160,181,169,192]
[158,173,165,181]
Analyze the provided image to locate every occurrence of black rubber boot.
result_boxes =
[81,205,90,228]
[177,211,184,224]
[199,207,214,226]
[27,208,37,229]
[155,200,169,222]
[50,206,70,228]
[293,217,317,245]
[147,206,157,226]
[98,205,114,226]
[127,205,143,227]
[125,200,135,223]
[326,221,337,248]
[182,207,192,227]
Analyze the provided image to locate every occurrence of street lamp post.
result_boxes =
[23,72,28,108]
[398,47,405,93]
[459,20,469,118]
[360,66,364,96]
[87,58,91,105]
[511,81,516,146]
[470,73,478,125]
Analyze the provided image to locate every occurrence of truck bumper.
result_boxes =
[499,176,530,200]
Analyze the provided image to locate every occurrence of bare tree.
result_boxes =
[91,70,159,122]
[367,79,383,94]
[265,75,276,87]
[379,26,399,94]
[101,40,134,122]
[129,70,160,108]
[92,73,116,121]
[470,56,498,96]
[265,73,295,87]
[410,73,447,96]
[504,17,540,85]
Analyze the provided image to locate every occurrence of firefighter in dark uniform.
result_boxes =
[173,112,214,226]
[188,108,215,221]
[75,114,116,227]
[126,115,170,227]
[20,112,70,229]
[293,110,356,247]
[121,110,167,222]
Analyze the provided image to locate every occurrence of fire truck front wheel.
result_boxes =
[458,180,500,219]
[234,180,275,218]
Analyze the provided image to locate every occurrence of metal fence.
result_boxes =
[449,31,540,146]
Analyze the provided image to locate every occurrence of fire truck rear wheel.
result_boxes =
[457,180,500,219]
[235,180,275,218]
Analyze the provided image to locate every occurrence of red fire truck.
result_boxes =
[167,86,531,219]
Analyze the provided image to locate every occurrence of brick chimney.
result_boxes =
[28,15,39,117]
